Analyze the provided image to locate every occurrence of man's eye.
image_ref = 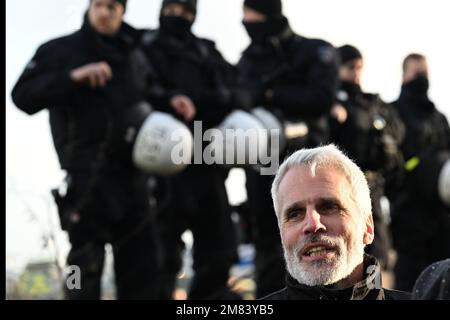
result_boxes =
[286,209,305,221]
[317,202,341,215]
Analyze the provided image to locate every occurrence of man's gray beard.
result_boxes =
[284,233,365,287]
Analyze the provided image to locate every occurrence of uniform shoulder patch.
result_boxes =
[318,46,336,64]
[337,90,349,102]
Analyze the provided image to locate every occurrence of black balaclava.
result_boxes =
[403,73,430,97]
[340,81,362,97]
[401,70,433,112]
[159,0,197,41]
[243,0,288,43]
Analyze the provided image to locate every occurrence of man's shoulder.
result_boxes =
[289,33,333,53]
[240,43,255,59]
[362,93,397,110]
[383,288,411,300]
[37,30,81,52]
[140,29,159,46]
[195,36,216,48]
[434,108,450,124]
[193,36,229,62]
[141,31,218,50]
[299,36,333,49]
[292,36,337,65]
[260,287,289,300]
[194,36,225,56]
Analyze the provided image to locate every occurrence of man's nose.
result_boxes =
[98,5,109,16]
[302,207,326,235]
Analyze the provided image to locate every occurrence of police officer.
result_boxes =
[390,53,450,291]
[329,45,405,271]
[237,0,339,298]
[142,0,244,299]
[11,0,194,300]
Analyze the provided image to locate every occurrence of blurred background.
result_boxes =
[5,0,450,299]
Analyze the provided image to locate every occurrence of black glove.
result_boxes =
[230,88,253,111]
[194,88,232,107]
[250,86,266,107]
[234,86,267,110]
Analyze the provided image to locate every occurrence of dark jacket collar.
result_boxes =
[148,30,210,66]
[338,82,380,110]
[398,86,436,114]
[266,20,296,46]
[157,28,196,49]
[245,20,298,61]
[340,81,362,99]
[285,254,385,300]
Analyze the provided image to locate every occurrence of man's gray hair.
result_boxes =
[271,144,372,219]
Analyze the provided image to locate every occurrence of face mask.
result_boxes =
[243,16,287,43]
[404,74,429,96]
[340,81,361,96]
[159,15,193,41]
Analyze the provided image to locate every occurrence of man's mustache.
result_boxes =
[293,234,343,259]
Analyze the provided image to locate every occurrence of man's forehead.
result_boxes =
[278,166,348,204]
[408,59,427,70]
[279,166,344,187]
[94,0,124,6]
[344,58,363,68]
[92,0,116,4]
[285,196,341,208]
[165,3,185,9]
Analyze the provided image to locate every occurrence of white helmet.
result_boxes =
[251,107,286,154]
[132,107,193,176]
[214,110,268,167]
[438,159,450,207]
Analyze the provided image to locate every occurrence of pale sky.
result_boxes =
[5,0,450,271]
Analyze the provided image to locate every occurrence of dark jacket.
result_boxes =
[331,82,405,175]
[390,87,450,257]
[412,259,450,300]
[262,255,410,300]
[394,88,450,162]
[237,20,338,149]
[141,29,240,130]
[11,16,153,171]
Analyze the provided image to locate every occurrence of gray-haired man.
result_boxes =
[264,144,410,300]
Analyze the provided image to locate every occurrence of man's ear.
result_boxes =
[363,213,374,245]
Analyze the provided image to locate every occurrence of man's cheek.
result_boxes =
[283,230,298,252]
